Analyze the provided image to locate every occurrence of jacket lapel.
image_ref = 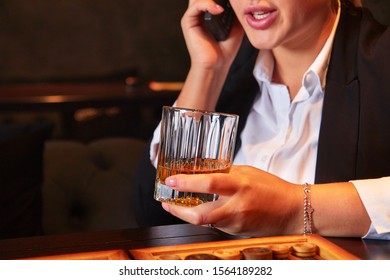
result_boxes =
[315,8,361,183]
[216,36,259,155]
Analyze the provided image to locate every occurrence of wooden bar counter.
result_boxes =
[0,224,389,260]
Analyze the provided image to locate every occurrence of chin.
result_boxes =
[247,36,276,50]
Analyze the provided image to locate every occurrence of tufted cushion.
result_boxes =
[42,137,147,234]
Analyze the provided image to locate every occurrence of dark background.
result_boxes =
[0,0,191,239]
[0,0,190,83]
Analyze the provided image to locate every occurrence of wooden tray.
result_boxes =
[23,249,130,260]
[129,234,359,260]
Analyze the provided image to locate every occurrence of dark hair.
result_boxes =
[341,0,356,8]
[333,0,355,12]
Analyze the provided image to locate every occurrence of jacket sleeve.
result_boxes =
[133,141,185,227]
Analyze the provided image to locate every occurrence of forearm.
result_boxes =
[176,0,244,111]
[176,65,230,111]
[310,182,371,237]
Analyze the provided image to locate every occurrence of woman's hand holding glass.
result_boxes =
[161,165,303,237]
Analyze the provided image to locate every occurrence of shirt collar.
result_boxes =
[305,1,341,90]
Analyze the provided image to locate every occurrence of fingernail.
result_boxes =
[215,4,224,11]
[165,177,177,187]
[162,203,170,213]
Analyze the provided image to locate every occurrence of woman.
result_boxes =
[134,0,390,239]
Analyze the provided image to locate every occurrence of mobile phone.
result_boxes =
[203,0,234,41]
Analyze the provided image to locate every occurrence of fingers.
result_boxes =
[165,172,240,196]
[182,1,224,38]
[187,0,225,15]
[161,199,252,236]
[164,165,262,196]
[162,198,227,226]
[182,0,225,34]
[184,0,224,26]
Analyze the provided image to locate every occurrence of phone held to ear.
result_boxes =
[203,0,234,41]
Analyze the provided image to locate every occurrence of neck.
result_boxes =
[272,10,337,100]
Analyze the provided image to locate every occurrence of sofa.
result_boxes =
[42,137,148,235]
[0,117,150,238]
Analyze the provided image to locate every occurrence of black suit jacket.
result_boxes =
[134,5,390,227]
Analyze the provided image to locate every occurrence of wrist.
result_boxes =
[176,66,229,111]
[280,183,306,235]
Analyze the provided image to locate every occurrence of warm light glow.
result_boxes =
[149,81,184,91]
[42,95,68,103]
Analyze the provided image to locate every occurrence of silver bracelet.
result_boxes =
[303,183,314,235]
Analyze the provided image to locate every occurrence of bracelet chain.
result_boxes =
[303,183,314,235]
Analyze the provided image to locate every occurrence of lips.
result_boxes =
[245,6,278,30]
